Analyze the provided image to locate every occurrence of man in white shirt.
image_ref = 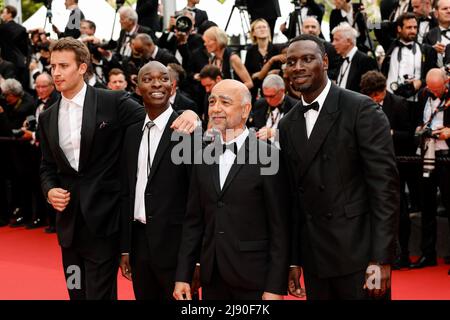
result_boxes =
[39,38,200,300]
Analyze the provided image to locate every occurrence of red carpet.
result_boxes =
[0,226,449,300]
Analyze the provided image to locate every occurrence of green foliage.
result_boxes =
[21,0,44,21]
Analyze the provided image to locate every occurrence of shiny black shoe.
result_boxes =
[9,216,25,228]
[44,225,56,234]
[25,218,46,229]
[410,256,438,269]
[392,256,411,270]
[444,256,450,265]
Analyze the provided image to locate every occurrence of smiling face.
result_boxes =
[138,61,174,111]
[208,80,251,136]
[285,40,328,95]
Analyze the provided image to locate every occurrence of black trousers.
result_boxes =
[303,269,387,300]
[60,214,120,300]
[420,155,450,258]
[202,257,263,300]
[398,163,413,257]
[130,221,175,300]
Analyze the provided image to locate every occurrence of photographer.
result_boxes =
[52,0,85,39]
[0,79,36,228]
[280,0,325,39]
[412,0,438,44]
[382,13,437,106]
[183,0,208,30]
[411,68,450,270]
[246,0,281,38]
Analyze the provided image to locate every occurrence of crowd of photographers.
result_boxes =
[0,0,449,271]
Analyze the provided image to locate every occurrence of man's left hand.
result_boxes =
[171,110,200,134]
[364,263,391,299]
[262,292,284,300]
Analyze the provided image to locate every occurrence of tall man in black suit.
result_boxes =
[332,23,378,93]
[136,0,160,32]
[119,61,199,300]
[173,79,290,300]
[280,35,399,300]
[39,38,200,300]
[52,0,85,39]
[246,0,281,38]
[360,70,415,269]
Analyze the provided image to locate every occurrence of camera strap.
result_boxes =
[424,92,449,128]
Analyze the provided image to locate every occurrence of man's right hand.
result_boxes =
[173,282,192,300]
[434,42,446,54]
[47,188,71,212]
[120,255,132,281]
[288,266,306,298]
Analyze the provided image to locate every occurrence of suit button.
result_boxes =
[218,231,225,235]
[319,185,325,191]
[325,213,332,219]
[145,193,152,197]
[217,201,225,208]
[306,213,312,220]
[147,215,153,220]
[298,187,305,193]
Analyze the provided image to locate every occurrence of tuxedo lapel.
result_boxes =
[211,161,221,196]
[78,86,97,173]
[147,112,178,184]
[219,136,250,196]
[129,120,145,193]
[48,97,76,172]
[300,85,341,178]
[288,101,308,164]
[346,52,359,90]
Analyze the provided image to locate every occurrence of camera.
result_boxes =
[175,15,193,33]
[11,129,24,138]
[390,75,416,98]
[26,115,37,132]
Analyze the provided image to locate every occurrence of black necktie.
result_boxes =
[222,142,238,155]
[302,101,320,113]
[145,121,155,176]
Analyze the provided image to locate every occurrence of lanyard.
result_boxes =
[337,59,351,86]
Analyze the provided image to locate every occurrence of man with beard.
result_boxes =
[279,34,399,300]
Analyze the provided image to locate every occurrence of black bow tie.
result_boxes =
[340,56,350,64]
[222,142,238,154]
[398,42,414,50]
[302,101,320,113]
[419,16,432,23]
[396,41,416,61]
[441,29,450,36]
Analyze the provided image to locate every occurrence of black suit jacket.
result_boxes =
[0,20,28,68]
[0,92,35,136]
[154,46,180,66]
[136,0,160,32]
[249,94,298,130]
[175,134,290,295]
[116,25,157,55]
[382,92,415,155]
[330,9,368,53]
[173,91,198,114]
[279,84,399,278]
[58,8,85,39]
[246,0,281,20]
[39,86,145,247]
[0,59,16,79]
[120,111,194,268]
[340,50,378,92]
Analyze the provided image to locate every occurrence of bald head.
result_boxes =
[213,79,251,106]
[426,68,448,97]
[138,61,168,83]
[302,16,321,36]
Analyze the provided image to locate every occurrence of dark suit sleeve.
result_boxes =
[175,162,204,283]
[116,92,146,128]
[39,113,60,198]
[391,97,413,147]
[120,129,131,254]
[355,98,399,264]
[262,148,290,295]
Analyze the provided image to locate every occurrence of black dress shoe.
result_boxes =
[9,216,25,228]
[444,256,450,265]
[410,256,437,269]
[25,218,46,229]
[44,225,56,234]
[0,219,9,227]
[392,256,411,270]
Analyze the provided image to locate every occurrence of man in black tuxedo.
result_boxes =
[423,0,450,67]
[52,0,85,39]
[173,79,290,300]
[360,70,415,269]
[0,5,29,87]
[119,61,199,300]
[332,23,378,93]
[39,38,200,300]
[280,35,399,300]
[246,0,281,38]
[248,74,297,146]
[136,0,160,32]
[412,0,438,44]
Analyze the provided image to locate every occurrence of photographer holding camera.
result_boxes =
[382,13,437,106]
[52,0,85,39]
[411,68,450,270]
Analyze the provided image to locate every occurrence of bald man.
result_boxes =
[119,61,199,300]
[173,79,289,300]
[411,68,450,269]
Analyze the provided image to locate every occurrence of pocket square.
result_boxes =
[99,121,108,129]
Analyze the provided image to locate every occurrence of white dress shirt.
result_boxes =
[134,106,174,224]
[219,127,249,189]
[58,82,87,171]
[302,79,332,138]
[438,26,450,67]
[337,46,357,89]
[423,98,449,151]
